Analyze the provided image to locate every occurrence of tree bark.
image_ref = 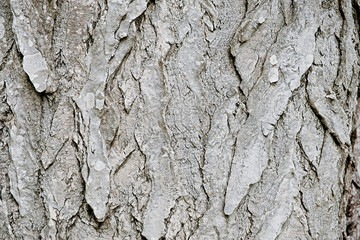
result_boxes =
[0,0,359,239]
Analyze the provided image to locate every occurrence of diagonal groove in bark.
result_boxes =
[296,129,319,180]
[299,190,313,238]
[228,48,247,104]
[0,41,15,72]
[303,66,345,148]
[223,136,237,216]
[113,149,136,176]
[273,209,294,240]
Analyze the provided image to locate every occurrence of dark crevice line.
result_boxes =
[305,95,343,148]
[223,136,237,216]
[299,190,313,238]
[134,132,153,186]
[197,160,210,203]
[113,13,128,40]
[317,129,326,166]
[53,139,70,169]
[227,0,250,49]
[243,204,254,238]
[339,0,346,22]
[163,197,179,238]
[344,2,360,231]
[303,66,345,148]
[107,46,133,114]
[296,131,319,180]
[274,210,293,240]
[0,41,15,72]
[113,149,135,176]
[334,33,343,82]
[227,48,249,120]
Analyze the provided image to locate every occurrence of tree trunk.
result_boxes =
[0,0,359,239]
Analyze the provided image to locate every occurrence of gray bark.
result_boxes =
[0,0,359,239]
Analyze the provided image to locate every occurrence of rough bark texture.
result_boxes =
[0,0,360,239]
